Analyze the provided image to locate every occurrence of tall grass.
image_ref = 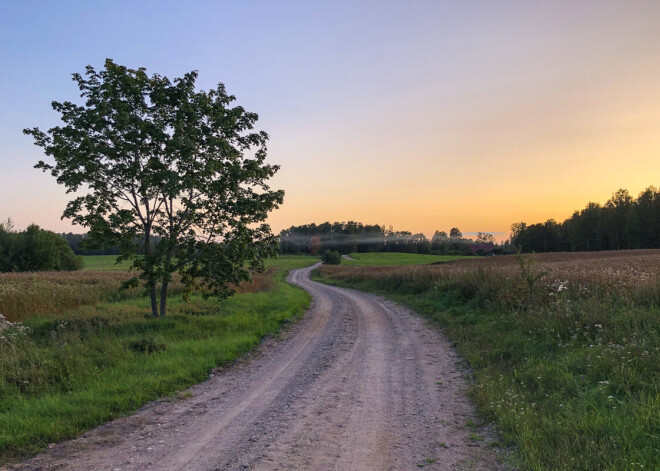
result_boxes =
[0,256,317,464]
[316,250,660,470]
[0,261,278,323]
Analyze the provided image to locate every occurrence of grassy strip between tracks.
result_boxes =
[0,256,318,464]
[313,256,660,471]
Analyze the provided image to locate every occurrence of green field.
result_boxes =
[342,252,470,266]
[82,255,129,271]
[0,255,318,463]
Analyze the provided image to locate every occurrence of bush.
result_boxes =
[0,224,82,272]
[321,249,341,265]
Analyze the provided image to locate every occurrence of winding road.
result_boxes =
[14,263,504,470]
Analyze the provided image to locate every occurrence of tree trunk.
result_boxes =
[159,281,169,318]
[144,227,159,318]
[149,284,159,318]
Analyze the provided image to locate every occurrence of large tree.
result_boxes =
[25,59,284,317]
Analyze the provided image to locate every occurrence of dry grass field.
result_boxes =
[0,266,276,323]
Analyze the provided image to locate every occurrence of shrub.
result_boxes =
[321,250,342,265]
[0,224,82,272]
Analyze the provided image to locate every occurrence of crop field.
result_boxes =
[342,252,470,266]
[316,249,660,470]
[0,255,318,463]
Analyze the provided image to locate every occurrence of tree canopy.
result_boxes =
[25,59,283,317]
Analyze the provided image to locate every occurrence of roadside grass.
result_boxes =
[314,251,660,470]
[0,256,318,464]
[342,252,470,266]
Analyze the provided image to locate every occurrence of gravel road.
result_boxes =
[13,263,505,471]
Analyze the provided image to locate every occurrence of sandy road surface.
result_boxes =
[12,263,505,471]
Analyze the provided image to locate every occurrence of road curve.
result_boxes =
[13,263,504,471]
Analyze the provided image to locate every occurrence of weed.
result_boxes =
[128,337,166,354]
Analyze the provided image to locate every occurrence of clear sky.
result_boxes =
[1,1,659,239]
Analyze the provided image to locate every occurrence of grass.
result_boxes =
[0,256,306,323]
[315,250,660,470]
[0,255,318,464]
[342,252,470,266]
[82,255,130,271]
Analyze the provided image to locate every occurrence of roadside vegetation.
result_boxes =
[0,255,317,463]
[315,249,660,470]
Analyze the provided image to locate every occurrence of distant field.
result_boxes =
[342,252,470,266]
[0,255,319,463]
[82,255,129,271]
[81,254,311,271]
[317,249,660,470]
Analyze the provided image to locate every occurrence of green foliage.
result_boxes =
[317,262,660,470]
[25,59,283,317]
[0,224,82,273]
[321,249,341,265]
[0,256,316,463]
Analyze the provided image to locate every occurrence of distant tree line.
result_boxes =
[0,219,82,272]
[59,233,121,255]
[279,222,498,255]
[511,186,660,252]
[57,233,163,256]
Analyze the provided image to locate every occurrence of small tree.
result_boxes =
[321,249,341,265]
[25,59,284,317]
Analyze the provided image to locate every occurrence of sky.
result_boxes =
[1,0,659,240]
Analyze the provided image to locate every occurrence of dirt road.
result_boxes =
[14,263,505,470]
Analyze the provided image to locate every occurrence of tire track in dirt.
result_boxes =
[11,263,506,470]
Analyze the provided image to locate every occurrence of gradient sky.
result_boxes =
[1,1,659,239]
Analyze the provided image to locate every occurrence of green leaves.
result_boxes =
[25,59,283,317]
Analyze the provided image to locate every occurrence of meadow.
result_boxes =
[316,249,660,471]
[81,254,130,271]
[342,252,469,266]
[0,255,318,463]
